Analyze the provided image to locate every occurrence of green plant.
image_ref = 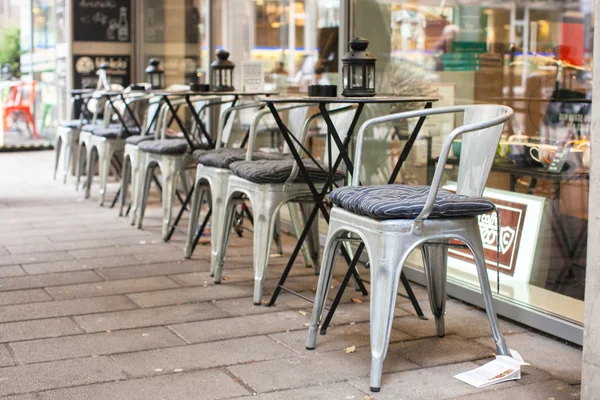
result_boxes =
[0,26,21,77]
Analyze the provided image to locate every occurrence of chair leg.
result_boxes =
[301,202,321,274]
[212,196,238,284]
[184,177,205,259]
[119,157,130,217]
[75,143,85,191]
[53,135,62,180]
[137,164,154,230]
[463,222,510,357]
[306,227,344,349]
[130,155,143,226]
[250,200,280,305]
[85,148,96,199]
[63,136,73,184]
[422,242,448,337]
[97,146,110,206]
[26,110,38,139]
[161,171,178,241]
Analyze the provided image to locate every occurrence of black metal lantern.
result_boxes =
[145,58,165,89]
[341,37,376,97]
[211,49,235,92]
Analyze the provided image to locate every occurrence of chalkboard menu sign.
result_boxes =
[73,0,131,43]
[73,54,131,89]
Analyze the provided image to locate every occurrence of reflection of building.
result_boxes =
[14,0,595,351]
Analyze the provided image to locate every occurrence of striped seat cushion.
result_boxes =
[196,148,285,169]
[138,139,190,155]
[59,119,88,129]
[92,126,140,139]
[329,185,495,220]
[229,158,345,184]
[125,135,155,145]
[81,123,120,133]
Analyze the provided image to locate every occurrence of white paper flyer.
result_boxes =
[454,349,529,388]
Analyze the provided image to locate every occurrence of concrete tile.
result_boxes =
[0,271,102,292]
[212,291,318,317]
[398,298,527,339]
[0,394,39,400]
[0,236,53,246]
[270,321,412,355]
[0,317,82,342]
[97,260,208,280]
[10,326,185,364]
[449,380,580,400]
[171,310,311,343]
[237,382,366,400]
[46,276,181,300]
[0,343,15,366]
[0,247,8,256]
[0,227,91,242]
[113,335,293,378]
[0,251,74,267]
[134,251,188,264]
[393,335,492,367]
[37,369,250,400]
[0,295,138,323]
[0,289,51,306]
[475,332,582,384]
[171,268,256,286]
[22,255,142,275]
[48,229,153,243]
[5,239,115,255]
[127,284,250,308]
[68,243,181,260]
[0,266,27,278]
[0,356,126,396]
[227,345,418,393]
[350,361,518,399]
[74,302,228,332]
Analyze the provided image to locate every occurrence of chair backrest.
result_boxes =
[351,104,513,222]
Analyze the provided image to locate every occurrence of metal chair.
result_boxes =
[305,105,514,392]
[136,96,228,240]
[213,105,357,305]
[184,103,317,277]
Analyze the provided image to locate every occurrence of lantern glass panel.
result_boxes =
[351,65,363,88]
[342,64,349,89]
[223,71,231,87]
[367,65,375,90]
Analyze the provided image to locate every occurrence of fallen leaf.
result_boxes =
[345,345,356,354]
[364,396,374,400]
[222,276,229,281]
[351,298,362,304]
[105,330,111,333]
[303,323,310,327]
[298,310,308,316]
[173,368,183,372]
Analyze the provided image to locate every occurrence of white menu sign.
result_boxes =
[242,61,264,92]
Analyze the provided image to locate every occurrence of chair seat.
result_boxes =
[329,185,495,220]
[229,158,345,184]
[196,148,284,169]
[81,123,120,133]
[137,138,190,155]
[125,135,155,145]
[59,119,88,129]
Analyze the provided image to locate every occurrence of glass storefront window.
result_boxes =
[353,0,592,331]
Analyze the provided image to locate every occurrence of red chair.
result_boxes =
[2,81,38,140]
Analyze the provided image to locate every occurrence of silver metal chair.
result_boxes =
[305,105,514,392]
[213,105,357,305]
[136,96,227,240]
[184,103,316,276]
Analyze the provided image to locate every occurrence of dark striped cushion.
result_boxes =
[59,119,88,129]
[329,185,495,220]
[81,123,120,133]
[196,148,285,169]
[125,135,155,145]
[92,126,140,139]
[138,138,190,155]
[229,158,345,184]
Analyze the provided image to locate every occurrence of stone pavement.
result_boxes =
[0,151,582,399]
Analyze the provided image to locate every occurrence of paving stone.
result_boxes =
[37,369,250,400]
[0,247,8,256]
[46,276,181,300]
[22,255,142,275]
[237,382,367,400]
[0,251,74,267]
[171,310,311,343]
[5,239,115,255]
[0,226,90,242]
[0,356,126,396]
[134,251,188,264]
[69,243,181,260]
[0,289,52,306]
[171,269,257,286]
[74,302,228,332]
[392,335,492,367]
[0,295,138,323]
[127,284,251,308]
[0,344,15,366]
[0,236,53,246]
[113,335,293,378]
[212,291,318,316]
[0,266,27,278]
[0,271,102,292]
[350,361,518,399]
[227,345,418,393]
[0,394,39,400]
[448,380,581,400]
[48,229,154,243]
[10,326,185,364]
[475,332,582,384]
[97,260,208,280]
[0,318,82,342]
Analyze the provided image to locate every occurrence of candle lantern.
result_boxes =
[341,37,376,97]
[145,58,165,89]
[211,49,235,92]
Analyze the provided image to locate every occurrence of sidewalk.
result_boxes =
[0,151,582,399]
